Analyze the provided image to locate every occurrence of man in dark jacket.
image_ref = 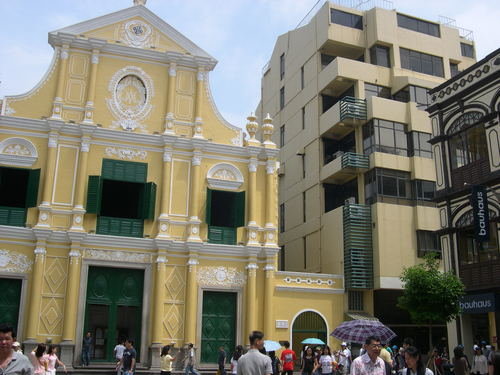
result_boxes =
[218,346,227,375]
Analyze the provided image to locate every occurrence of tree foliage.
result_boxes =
[398,253,465,324]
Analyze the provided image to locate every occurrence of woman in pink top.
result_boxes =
[45,345,67,375]
[30,343,48,375]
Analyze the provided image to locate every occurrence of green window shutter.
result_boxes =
[208,226,223,243]
[86,176,103,214]
[205,188,213,225]
[141,182,157,220]
[102,159,147,183]
[223,227,236,245]
[233,191,246,227]
[25,169,41,208]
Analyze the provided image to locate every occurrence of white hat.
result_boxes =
[341,342,347,346]
[12,342,21,347]
[473,345,480,351]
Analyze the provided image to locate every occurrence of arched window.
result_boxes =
[292,311,327,356]
[447,112,487,170]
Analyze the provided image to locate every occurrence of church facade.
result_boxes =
[0,1,344,368]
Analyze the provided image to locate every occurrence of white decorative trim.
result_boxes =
[246,263,258,270]
[119,19,154,49]
[105,146,147,160]
[283,276,334,286]
[60,50,69,60]
[48,133,59,148]
[266,160,276,174]
[192,155,202,166]
[264,264,276,272]
[51,6,215,60]
[187,258,199,266]
[68,250,81,257]
[84,248,152,263]
[206,162,244,190]
[197,70,205,81]
[0,249,33,273]
[163,150,172,162]
[4,102,16,116]
[106,66,154,131]
[91,53,99,64]
[197,266,246,287]
[156,255,167,263]
[248,159,258,173]
[276,286,344,294]
[81,137,90,152]
[168,63,177,76]
[0,137,38,167]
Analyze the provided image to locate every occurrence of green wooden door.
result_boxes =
[0,278,22,331]
[84,267,144,362]
[201,291,237,363]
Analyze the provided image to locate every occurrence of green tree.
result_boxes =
[398,253,465,348]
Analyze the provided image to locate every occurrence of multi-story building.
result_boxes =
[426,48,500,357]
[257,0,477,350]
[0,0,345,368]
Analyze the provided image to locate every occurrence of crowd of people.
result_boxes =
[2,323,500,375]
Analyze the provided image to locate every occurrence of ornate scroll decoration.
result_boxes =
[120,20,154,48]
[197,266,246,287]
[206,163,244,190]
[0,249,33,273]
[104,147,147,160]
[283,276,334,286]
[84,249,151,263]
[106,66,154,131]
[0,137,38,167]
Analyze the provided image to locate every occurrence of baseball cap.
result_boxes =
[341,342,347,346]
[12,341,21,347]
[473,345,480,351]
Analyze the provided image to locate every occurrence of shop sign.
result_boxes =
[471,185,490,241]
[459,293,495,314]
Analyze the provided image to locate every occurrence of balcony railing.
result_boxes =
[96,216,144,238]
[0,206,26,227]
[343,203,373,289]
[340,96,367,122]
[341,152,369,169]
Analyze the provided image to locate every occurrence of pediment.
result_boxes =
[50,5,215,60]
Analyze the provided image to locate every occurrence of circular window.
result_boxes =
[116,75,147,115]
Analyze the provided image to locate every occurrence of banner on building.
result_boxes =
[460,293,496,314]
[471,185,489,242]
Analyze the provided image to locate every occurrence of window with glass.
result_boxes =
[370,45,391,68]
[302,106,306,129]
[324,179,358,212]
[301,66,305,90]
[331,9,363,30]
[397,14,440,37]
[280,125,285,147]
[417,230,441,258]
[279,203,285,232]
[280,87,285,110]
[460,43,475,58]
[450,63,460,77]
[321,53,336,69]
[323,132,355,165]
[400,48,444,77]
[365,83,391,100]
[364,168,411,204]
[280,53,285,80]
[458,222,499,265]
[413,180,435,202]
[449,124,488,169]
[363,119,408,156]
[393,85,430,109]
[408,131,432,158]
[348,290,364,311]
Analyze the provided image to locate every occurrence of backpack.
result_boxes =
[272,357,281,375]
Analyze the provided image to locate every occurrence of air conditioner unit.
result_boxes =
[278,163,285,176]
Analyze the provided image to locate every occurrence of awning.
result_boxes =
[345,312,379,321]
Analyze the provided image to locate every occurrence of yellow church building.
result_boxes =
[0,0,344,368]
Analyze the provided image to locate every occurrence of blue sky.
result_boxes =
[0,0,498,128]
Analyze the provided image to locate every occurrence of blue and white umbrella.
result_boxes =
[301,338,325,345]
[264,340,282,352]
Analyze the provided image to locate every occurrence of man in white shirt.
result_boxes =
[114,339,126,375]
[338,343,351,375]
[351,336,385,375]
